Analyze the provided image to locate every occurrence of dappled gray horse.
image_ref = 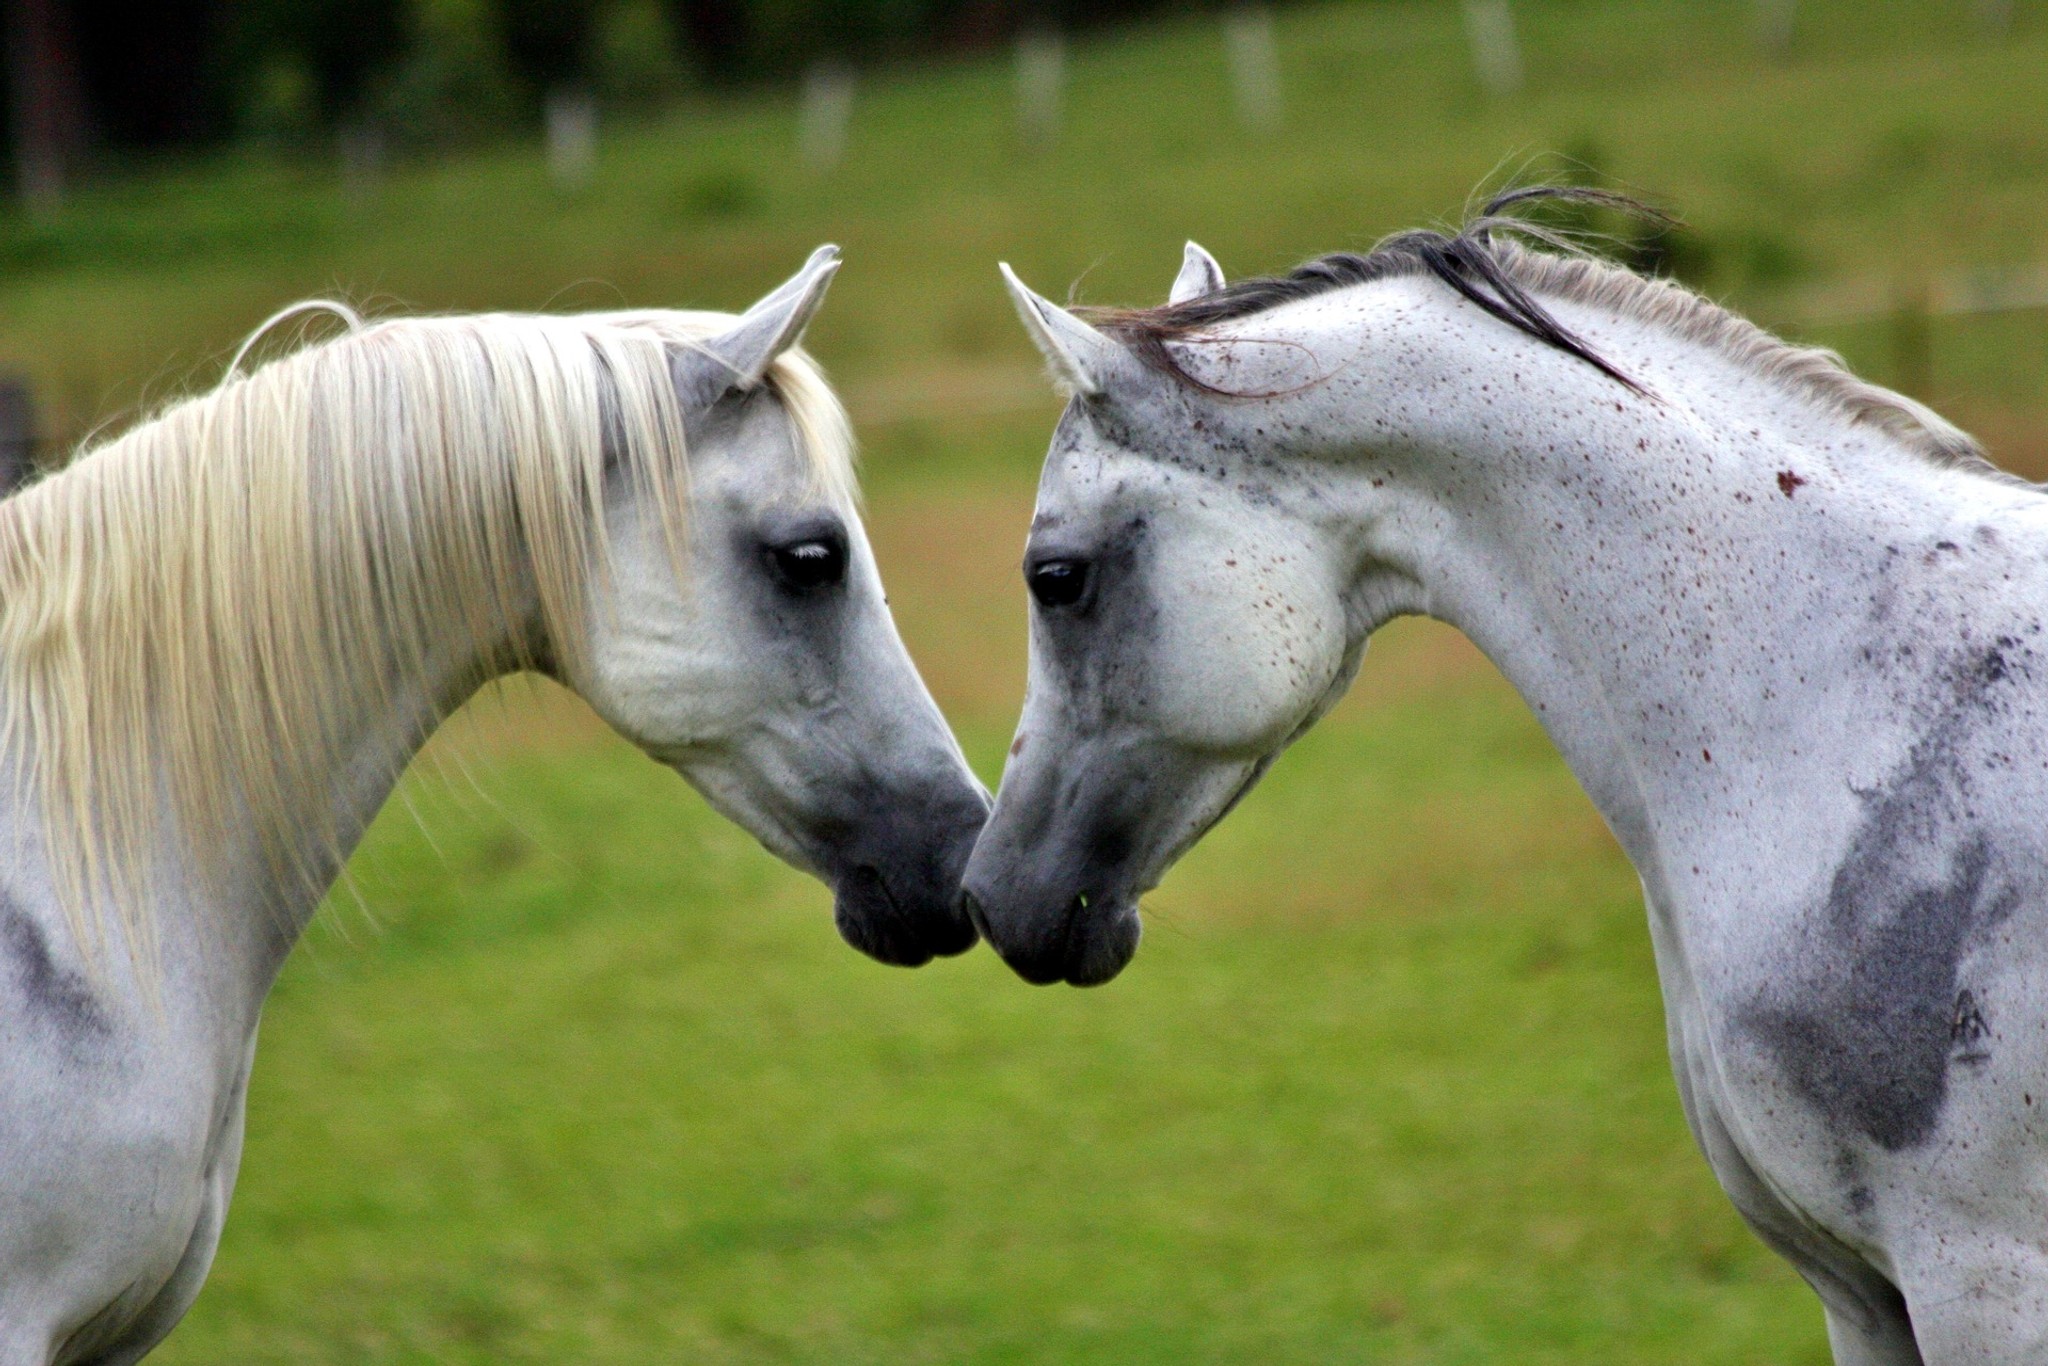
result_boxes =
[967,189,2048,1363]
[0,249,988,1363]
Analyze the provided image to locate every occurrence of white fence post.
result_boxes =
[545,90,598,190]
[338,121,386,203]
[1755,0,1797,55]
[1223,5,1283,133]
[1015,26,1065,151]
[799,58,856,170]
[1462,0,1523,96]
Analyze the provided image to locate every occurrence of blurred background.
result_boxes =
[3,1,2045,1361]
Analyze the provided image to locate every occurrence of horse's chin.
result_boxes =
[1060,902,1142,986]
[833,864,979,968]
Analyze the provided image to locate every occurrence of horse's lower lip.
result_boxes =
[1061,902,1141,986]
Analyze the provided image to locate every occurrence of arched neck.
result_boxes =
[1295,298,2032,902]
[227,636,519,998]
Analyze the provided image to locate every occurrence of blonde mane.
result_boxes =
[0,304,855,972]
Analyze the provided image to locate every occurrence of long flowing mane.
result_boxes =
[0,305,854,971]
[1099,186,2004,482]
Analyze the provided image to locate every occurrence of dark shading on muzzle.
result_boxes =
[959,754,1158,986]
[829,781,989,968]
[960,882,1141,987]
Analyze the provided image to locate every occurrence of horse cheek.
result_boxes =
[1155,556,1345,756]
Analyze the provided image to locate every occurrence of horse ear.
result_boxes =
[998,263,1119,398]
[699,244,841,393]
[1168,241,1226,304]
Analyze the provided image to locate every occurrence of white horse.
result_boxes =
[967,189,2048,1363]
[0,247,989,1364]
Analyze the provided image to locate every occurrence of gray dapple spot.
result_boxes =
[0,884,109,1038]
[1746,642,2024,1151]
[1749,838,2017,1151]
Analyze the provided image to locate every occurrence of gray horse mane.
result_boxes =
[1098,187,2002,481]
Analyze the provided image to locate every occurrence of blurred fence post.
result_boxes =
[1223,5,1283,133]
[1462,0,1522,97]
[0,376,38,495]
[1976,0,2013,35]
[545,91,598,190]
[800,59,856,170]
[5,0,86,213]
[1892,282,1933,400]
[1755,0,1797,56]
[339,122,386,204]
[1015,26,1065,152]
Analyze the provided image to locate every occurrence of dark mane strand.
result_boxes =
[1092,186,1676,397]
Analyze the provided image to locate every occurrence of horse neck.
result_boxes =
[0,444,541,1022]
[1289,286,2024,889]
[193,585,535,1010]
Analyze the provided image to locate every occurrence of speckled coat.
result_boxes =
[969,237,2048,1364]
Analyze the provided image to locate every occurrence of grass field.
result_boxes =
[155,664,1824,1365]
[6,0,2048,1359]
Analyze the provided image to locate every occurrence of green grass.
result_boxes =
[160,676,1826,1364]
[12,0,2048,1357]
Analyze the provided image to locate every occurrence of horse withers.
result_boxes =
[968,191,2048,1363]
[0,248,987,1363]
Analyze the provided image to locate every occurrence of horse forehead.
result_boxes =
[692,393,807,491]
[1045,395,1189,472]
[1031,438,1158,526]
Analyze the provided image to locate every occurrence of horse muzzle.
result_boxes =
[829,784,988,968]
[958,865,1142,987]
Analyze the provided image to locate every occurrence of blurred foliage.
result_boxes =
[590,0,694,104]
[218,0,411,130]
[7,0,1236,158]
[1516,142,1809,294]
[373,0,522,146]
[710,0,1204,75]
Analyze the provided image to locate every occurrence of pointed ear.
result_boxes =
[699,244,841,392]
[1168,240,1226,304]
[998,262,1120,398]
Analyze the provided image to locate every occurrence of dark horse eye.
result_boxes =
[1026,558,1090,609]
[767,538,846,591]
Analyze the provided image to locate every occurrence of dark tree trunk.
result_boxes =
[671,0,748,81]
[0,376,38,495]
[4,0,89,209]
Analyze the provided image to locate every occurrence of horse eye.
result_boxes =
[767,538,846,591]
[1026,558,1091,609]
